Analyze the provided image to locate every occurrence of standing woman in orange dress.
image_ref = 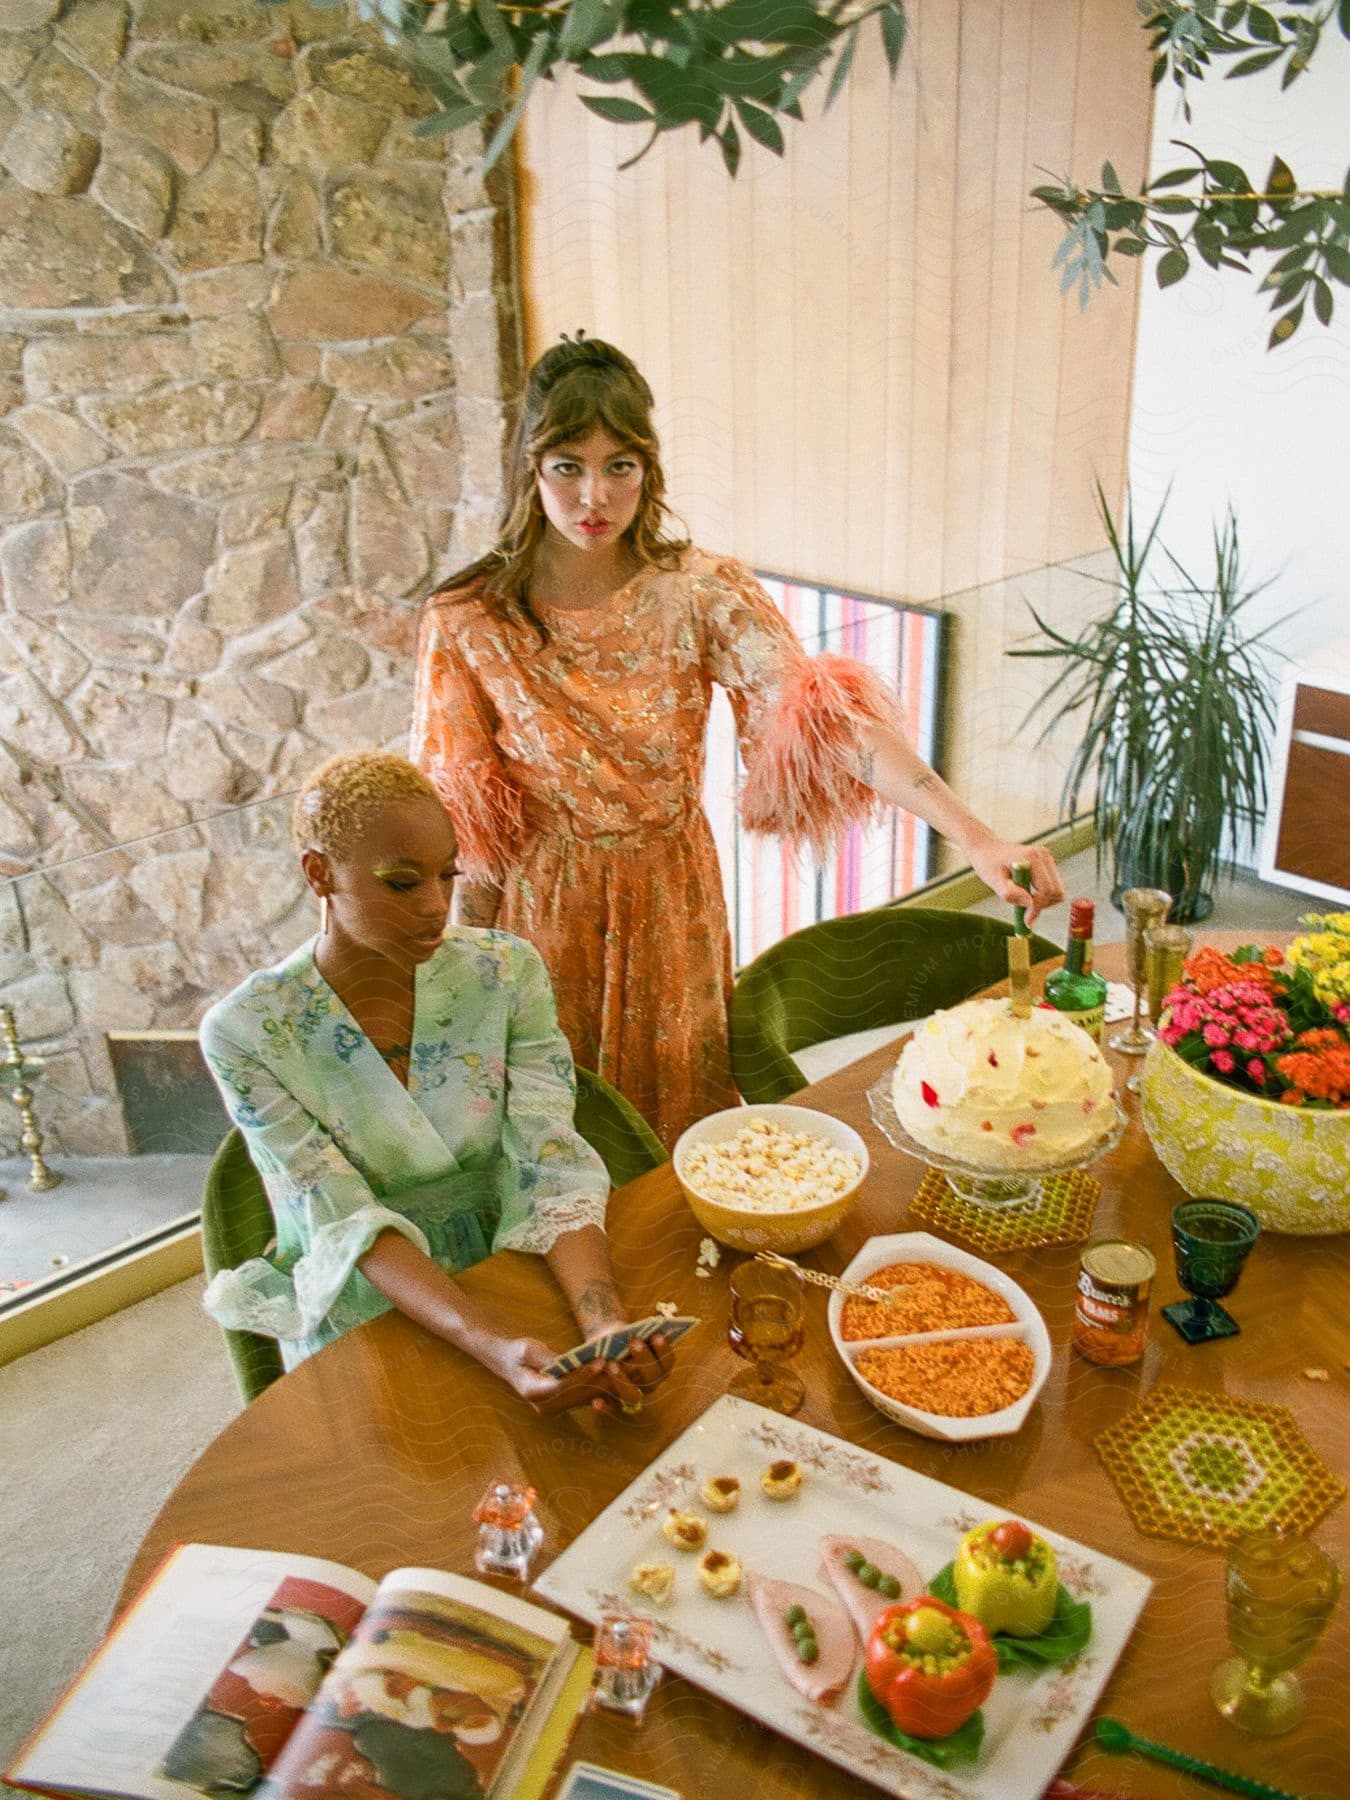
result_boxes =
[411,338,1063,1148]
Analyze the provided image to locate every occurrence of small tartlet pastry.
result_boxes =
[697,1548,742,1599]
[629,1561,676,1605]
[700,1475,741,1513]
[760,1459,804,1501]
[661,1508,708,1552]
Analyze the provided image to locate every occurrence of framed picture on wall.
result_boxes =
[702,573,950,968]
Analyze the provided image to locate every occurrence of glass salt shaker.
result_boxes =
[472,1480,544,1580]
[591,1614,661,1720]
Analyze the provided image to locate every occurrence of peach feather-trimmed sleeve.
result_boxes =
[702,558,911,863]
[410,600,523,883]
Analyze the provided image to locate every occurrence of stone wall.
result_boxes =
[0,0,519,1154]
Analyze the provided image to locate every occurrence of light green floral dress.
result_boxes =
[200,926,609,1370]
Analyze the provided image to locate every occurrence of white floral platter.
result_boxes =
[535,1396,1151,1800]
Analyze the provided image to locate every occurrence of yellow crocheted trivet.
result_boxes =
[909,1165,1101,1253]
[1095,1385,1346,1547]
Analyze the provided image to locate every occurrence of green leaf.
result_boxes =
[825,23,859,110]
[856,1669,985,1768]
[559,0,616,60]
[881,3,907,77]
[1246,6,1281,43]
[1101,160,1122,195]
[472,0,512,51]
[1226,47,1285,76]
[1266,155,1297,197]
[413,99,488,138]
[1323,242,1350,284]
[1268,299,1303,347]
[1313,275,1334,325]
[1148,166,1202,189]
[482,29,551,171]
[1203,156,1252,192]
[720,117,741,176]
[579,52,636,82]
[734,97,785,154]
[1113,237,1148,255]
[703,0,834,50]
[1341,0,1350,41]
[580,92,657,124]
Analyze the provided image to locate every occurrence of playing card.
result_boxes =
[556,1762,681,1800]
[541,1315,699,1381]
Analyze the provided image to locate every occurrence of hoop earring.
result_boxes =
[319,895,329,935]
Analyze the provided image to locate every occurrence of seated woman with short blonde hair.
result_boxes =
[201,748,668,1415]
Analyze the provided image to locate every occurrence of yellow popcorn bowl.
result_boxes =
[672,1103,869,1254]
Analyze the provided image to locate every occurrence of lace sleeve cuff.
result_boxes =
[202,1204,430,1343]
[493,1185,610,1257]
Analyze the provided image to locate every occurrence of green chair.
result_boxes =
[574,1065,669,1185]
[201,1127,284,1406]
[201,1065,667,1405]
[730,906,1060,1104]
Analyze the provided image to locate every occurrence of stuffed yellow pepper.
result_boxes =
[953,1519,1057,1637]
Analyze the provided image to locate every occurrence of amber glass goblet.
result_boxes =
[727,1260,805,1415]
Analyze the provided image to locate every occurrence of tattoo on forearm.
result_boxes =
[573,1278,623,1327]
[911,771,939,796]
[858,749,876,788]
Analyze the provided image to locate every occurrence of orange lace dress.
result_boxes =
[411,547,906,1148]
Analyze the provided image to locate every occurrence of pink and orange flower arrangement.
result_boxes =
[1158,916,1350,1111]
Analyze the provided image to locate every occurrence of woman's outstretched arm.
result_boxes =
[856,722,1064,925]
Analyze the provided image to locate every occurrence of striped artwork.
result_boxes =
[704,575,948,969]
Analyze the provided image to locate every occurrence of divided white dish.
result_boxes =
[535,1395,1151,1800]
[828,1231,1052,1441]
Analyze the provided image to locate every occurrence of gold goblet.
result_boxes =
[1210,1527,1341,1735]
[1110,888,1172,1054]
[727,1260,805,1415]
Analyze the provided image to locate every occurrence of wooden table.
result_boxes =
[124,938,1349,1798]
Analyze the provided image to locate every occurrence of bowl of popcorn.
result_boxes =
[827,1231,1051,1441]
[672,1104,868,1253]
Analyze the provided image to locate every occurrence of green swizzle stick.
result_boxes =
[1007,860,1033,1019]
[1094,1717,1307,1800]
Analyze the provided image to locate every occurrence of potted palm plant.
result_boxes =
[1010,488,1282,924]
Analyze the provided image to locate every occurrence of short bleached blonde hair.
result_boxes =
[292,750,444,858]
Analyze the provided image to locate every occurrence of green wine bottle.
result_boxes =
[1044,898,1108,1042]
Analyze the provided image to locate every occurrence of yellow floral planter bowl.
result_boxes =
[1139,1040,1350,1234]
[672,1104,868,1253]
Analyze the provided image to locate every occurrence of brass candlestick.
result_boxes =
[0,1004,61,1191]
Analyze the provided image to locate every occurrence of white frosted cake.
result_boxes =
[892,998,1115,1168]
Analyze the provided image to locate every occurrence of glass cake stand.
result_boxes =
[867,1072,1128,1212]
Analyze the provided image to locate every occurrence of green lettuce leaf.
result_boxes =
[856,1669,985,1768]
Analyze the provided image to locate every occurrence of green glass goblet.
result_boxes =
[1162,1199,1260,1344]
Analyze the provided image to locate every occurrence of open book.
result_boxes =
[7,1543,591,1800]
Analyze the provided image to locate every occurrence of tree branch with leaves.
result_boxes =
[1034,145,1350,346]
[332,0,908,175]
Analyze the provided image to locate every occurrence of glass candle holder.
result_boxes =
[591,1614,661,1720]
[472,1480,544,1580]
[1110,888,1173,1054]
[1211,1528,1341,1734]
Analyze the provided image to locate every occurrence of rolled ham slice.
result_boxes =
[818,1533,925,1644]
[745,1572,856,1706]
